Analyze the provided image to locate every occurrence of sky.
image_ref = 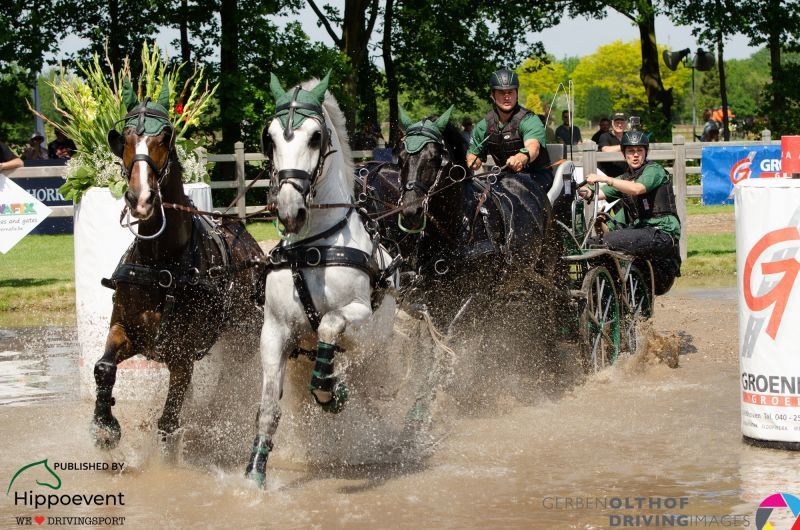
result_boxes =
[54,6,760,65]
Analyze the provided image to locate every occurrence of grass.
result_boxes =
[0,235,76,327]
[0,207,736,328]
[683,232,736,279]
[685,203,734,216]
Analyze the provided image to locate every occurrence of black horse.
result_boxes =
[392,108,559,332]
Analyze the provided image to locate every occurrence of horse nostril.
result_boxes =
[296,208,307,226]
[145,193,155,205]
[125,190,136,205]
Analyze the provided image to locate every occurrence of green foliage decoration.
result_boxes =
[30,42,217,202]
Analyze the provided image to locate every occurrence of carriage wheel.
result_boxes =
[579,266,620,373]
[622,264,653,354]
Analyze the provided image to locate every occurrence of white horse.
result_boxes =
[245,73,398,486]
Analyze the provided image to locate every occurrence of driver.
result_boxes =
[578,130,682,292]
[466,68,553,190]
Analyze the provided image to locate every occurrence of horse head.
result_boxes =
[264,73,333,234]
[396,106,457,232]
[108,78,176,222]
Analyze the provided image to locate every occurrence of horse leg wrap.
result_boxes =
[244,434,273,487]
[309,342,348,413]
[93,360,117,410]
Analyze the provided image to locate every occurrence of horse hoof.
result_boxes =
[245,470,267,488]
[314,382,349,414]
[91,418,121,449]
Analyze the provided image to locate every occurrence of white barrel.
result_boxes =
[74,183,218,401]
[736,178,800,446]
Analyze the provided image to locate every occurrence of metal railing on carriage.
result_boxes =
[7,130,778,261]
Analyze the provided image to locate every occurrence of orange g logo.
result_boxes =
[743,227,800,339]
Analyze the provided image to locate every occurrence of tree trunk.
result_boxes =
[715,25,731,141]
[341,0,378,135]
[108,0,121,71]
[636,0,672,122]
[768,30,784,117]
[382,0,399,145]
[219,0,241,151]
[180,0,191,64]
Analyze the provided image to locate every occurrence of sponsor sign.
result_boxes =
[0,176,52,254]
[702,145,787,205]
[736,179,800,442]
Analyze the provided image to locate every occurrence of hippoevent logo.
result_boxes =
[755,492,800,529]
[6,458,126,526]
[743,226,800,340]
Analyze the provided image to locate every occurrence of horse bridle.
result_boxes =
[262,86,334,198]
[397,127,465,234]
[108,98,177,240]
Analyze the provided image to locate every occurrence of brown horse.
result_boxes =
[91,82,264,448]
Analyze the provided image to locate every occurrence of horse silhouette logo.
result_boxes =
[6,459,62,494]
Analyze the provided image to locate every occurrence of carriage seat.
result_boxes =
[546,142,573,206]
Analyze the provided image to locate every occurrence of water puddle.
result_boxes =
[1,290,799,528]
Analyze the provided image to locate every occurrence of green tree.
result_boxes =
[566,0,676,125]
[518,56,568,114]
[571,40,690,123]
[737,0,800,121]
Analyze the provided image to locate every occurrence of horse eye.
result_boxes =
[309,131,321,148]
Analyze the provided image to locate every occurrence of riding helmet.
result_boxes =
[621,130,649,151]
[489,68,519,90]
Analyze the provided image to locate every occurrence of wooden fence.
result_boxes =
[6,132,779,260]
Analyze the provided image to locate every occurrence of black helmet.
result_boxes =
[489,68,519,90]
[621,130,649,150]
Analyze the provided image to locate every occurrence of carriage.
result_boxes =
[547,148,656,373]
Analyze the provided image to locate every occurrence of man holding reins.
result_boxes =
[466,68,553,190]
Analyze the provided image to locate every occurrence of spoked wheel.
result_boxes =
[579,266,621,373]
[622,264,653,354]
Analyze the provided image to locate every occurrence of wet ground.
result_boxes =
[2,284,800,529]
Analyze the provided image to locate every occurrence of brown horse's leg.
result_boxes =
[157,358,194,437]
[92,322,133,449]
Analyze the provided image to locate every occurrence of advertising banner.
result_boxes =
[736,179,800,443]
[702,145,784,205]
[0,175,52,254]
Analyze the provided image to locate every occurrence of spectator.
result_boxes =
[538,114,557,144]
[591,117,610,144]
[701,109,720,142]
[461,117,474,145]
[48,129,77,159]
[555,110,582,145]
[597,112,628,177]
[0,140,23,172]
[22,132,48,160]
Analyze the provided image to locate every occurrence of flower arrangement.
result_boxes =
[31,42,217,202]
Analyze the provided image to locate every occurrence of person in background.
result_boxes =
[22,132,48,160]
[555,109,582,145]
[596,112,628,177]
[591,117,610,144]
[48,129,77,159]
[538,114,557,144]
[461,117,474,146]
[701,109,720,142]
[0,140,23,172]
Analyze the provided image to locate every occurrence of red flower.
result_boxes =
[175,103,184,114]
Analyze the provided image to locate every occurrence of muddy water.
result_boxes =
[2,287,800,529]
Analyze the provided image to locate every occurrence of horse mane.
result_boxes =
[301,78,354,192]
[426,115,468,167]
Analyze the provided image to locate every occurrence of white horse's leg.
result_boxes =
[309,301,372,412]
[246,312,292,487]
